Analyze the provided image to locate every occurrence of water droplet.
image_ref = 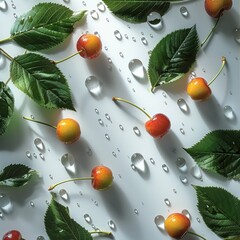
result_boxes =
[133,126,141,136]
[119,124,124,131]
[190,165,202,180]
[114,30,122,40]
[128,59,145,79]
[173,189,177,194]
[26,151,32,159]
[63,0,70,3]
[176,157,188,172]
[162,164,169,173]
[34,138,45,152]
[131,153,146,172]
[223,105,235,120]
[234,28,240,44]
[134,208,139,214]
[119,52,124,57]
[98,119,104,126]
[108,219,116,230]
[141,37,148,45]
[147,12,163,30]
[13,13,18,19]
[85,76,103,96]
[150,158,155,164]
[177,98,189,113]
[105,133,110,140]
[33,153,37,158]
[0,193,13,213]
[90,10,99,20]
[179,175,188,184]
[95,108,99,114]
[37,236,45,240]
[154,215,165,230]
[105,113,112,122]
[182,209,191,219]
[30,201,35,207]
[112,151,117,157]
[0,211,3,218]
[11,3,16,9]
[86,147,93,156]
[124,34,129,39]
[97,2,106,12]
[39,153,45,160]
[197,217,201,223]
[61,153,76,174]
[180,6,189,17]
[164,198,171,207]
[0,0,7,11]
[84,213,92,223]
[180,128,185,135]
[59,189,69,201]
[132,37,136,42]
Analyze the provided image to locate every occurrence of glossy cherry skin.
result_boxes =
[187,77,212,100]
[91,166,113,190]
[76,34,102,59]
[164,213,190,239]
[2,230,22,240]
[145,113,170,138]
[205,0,232,18]
[56,118,81,144]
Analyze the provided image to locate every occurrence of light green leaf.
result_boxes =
[45,198,93,240]
[10,3,86,51]
[0,82,14,135]
[0,164,38,187]
[148,25,199,91]
[10,53,75,110]
[102,0,170,23]
[194,186,240,239]
[184,130,240,180]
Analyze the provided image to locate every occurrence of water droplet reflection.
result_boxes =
[128,59,145,79]
[131,153,146,172]
[154,215,165,230]
[223,105,235,120]
[180,6,189,17]
[85,76,103,96]
[147,12,163,30]
[61,153,76,174]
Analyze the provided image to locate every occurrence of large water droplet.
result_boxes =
[133,126,141,136]
[180,6,189,17]
[182,209,191,219]
[84,213,92,223]
[59,189,69,201]
[97,2,106,12]
[0,0,7,11]
[34,138,45,152]
[114,30,122,40]
[108,219,116,230]
[223,105,235,120]
[154,215,165,230]
[147,12,163,30]
[176,157,187,172]
[61,153,76,174]
[177,98,189,113]
[234,28,240,44]
[90,10,99,20]
[0,193,13,213]
[85,76,103,96]
[128,59,145,79]
[131,153,146,172]
[190,165,202,180]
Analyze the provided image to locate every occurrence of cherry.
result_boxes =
[2,230,23,240]
[112,97,170,138]
[48,165,113,191]
[187,56,226,100]
[205,0,232,18]
[23,116,81,144]
[76,33,102,59]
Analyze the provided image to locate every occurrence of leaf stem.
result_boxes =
[200,16,221,48]
[208,56,226,86]
[5,77,11,85]
[0,36,12,44]
[89,230,112,236]
[112,97,151,119]
[0,48,14,61]
[48,177,94,191]
[23,116,57,129]
[188,231,208,240]
[52,50,83,65]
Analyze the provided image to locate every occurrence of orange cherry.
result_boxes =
[205,0,232,18]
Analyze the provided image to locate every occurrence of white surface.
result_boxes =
[0,0,239,239]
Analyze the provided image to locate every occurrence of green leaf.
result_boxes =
[0,82,14,135]
[10,3,86,51]
[148,25,200,90]
[10,53,75,110]
[0,164,38,187]
[102,0,170,23]
[45,198,93,240]
[194,185,240,239]
[184,130,240,180]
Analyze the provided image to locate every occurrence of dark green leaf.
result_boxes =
[184,130,240,180]
[102,0,170,23]
[10,3,86,51]
[0,82,14,135]
[194,186,240,239]
[10,53,75,110]
[148,25,199,90]
[45,198,93,240]
[0,164,38,187]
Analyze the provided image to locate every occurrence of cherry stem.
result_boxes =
[201,15,221,48]
[188,231,208,240]
[5,77,11,85]
[23,116,57,129]
[0,48,13,61]
[89,230,112,236]
[112,97,151,119]
[208,56,226,86]
[52,50,83,65]
[48,177,93,191]
[0,36,12,44]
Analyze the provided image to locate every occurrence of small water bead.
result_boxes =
[114,30,122,40]
[191,165,203,180]
[173,189,177,194]
[84,214,92,223]
[105,133,110,140]
[0,0,7,11]
[179,175,188,184]
[13,13,18,18]
[59,189,69,201]
[128,59,145,79]
[85,76,103,96]
[30,201,35,207]
[131,153,146,172]
[147,12,163,30]
[119,124,124,131]
[61,153,76,174]
[95,108,99,114]
[0,193,13,213]
[97,2,106,12]
[150,158,155,164]
[127,77,131,83]
[105,113,112,122]
[234,28,240,44]
[141,37,148,45]
[180,128,185,135]
[0,211,3,218]
[180,6,189,17]
[124,34,129,39]
[98,119,104,126]
[33,152,37,158]
[176,157,188,172]
[133,126,141,136]
[191,71,196,78]
[134,208,139,215]
[164,198,171,207]
[177,98,189,113]
[39,153,45,160]
[37,236,45,240]
[132,37,136,42]
[119,52,124,58]
[182,209,191,219]
[108,219,116,230]
[90,10,99,20]
[112,151,117,157]
[162,164,169,173]
[63,0,70,3]
[197,217,201,223]
[154,215,165,230]
[26,151,32,159]
[11,3,16,9]
[223,105,235,120]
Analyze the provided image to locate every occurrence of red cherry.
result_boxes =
[205,0,232,18]
[112,97,170,138]
[76,34,102,59]
[2,230,22,240]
